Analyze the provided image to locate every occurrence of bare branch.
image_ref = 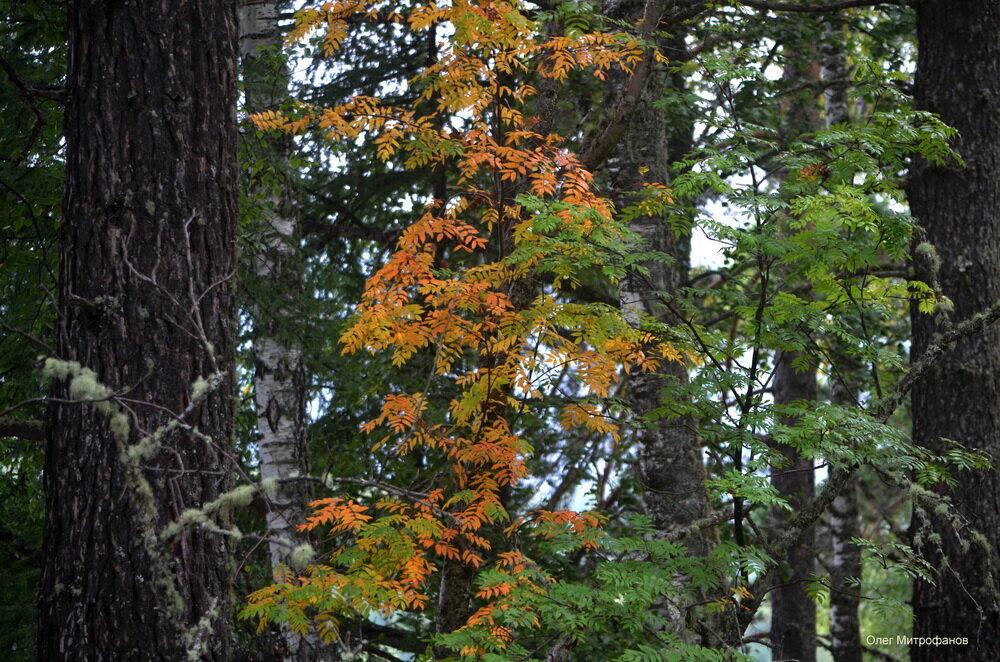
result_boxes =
[0,417,46,440]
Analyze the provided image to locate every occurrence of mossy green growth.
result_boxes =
[110,411,131,443]
[68,369,109,402]
[190,376,211,402]
[933,295,954,316]
[260,477,279,499]
[159,483,258,542]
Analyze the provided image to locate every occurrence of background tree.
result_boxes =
[819,14,864,662]
[238,1,322,657]
[768,15,822,662]
[241,3,973,661]
[598,0,723,648]
[0,0,64,656]
[38,1,239,659]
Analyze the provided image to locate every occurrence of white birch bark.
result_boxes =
[239,3,324,659]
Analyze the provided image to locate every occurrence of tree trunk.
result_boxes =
[39,1,238,659]
[239,2,320,659]
[604,0,718,645]
[770,352,817,662]
[769,30,821,662]
[909,1,1000,659]
[820,19,863,662]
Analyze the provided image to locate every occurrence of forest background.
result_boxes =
[2,0,999,660]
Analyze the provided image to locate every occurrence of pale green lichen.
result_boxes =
[126,436,157,464]
[290,543,315,569]
[915,241,941,272]
[933,295,955,316]
[68,369,110,402]
[161,508,211,541]
[260,477,279,499]
[110,411,131,443]
[221,483,257,510]
[190,376,211,402]
[42,357,82,381]
[160,483,257,542]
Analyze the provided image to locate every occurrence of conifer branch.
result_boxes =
[738,0,912,13]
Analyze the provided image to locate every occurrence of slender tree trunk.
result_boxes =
[821,19,863,662]
[239,3,321,659]
[769,352,817,662]
[769,30,821,662]
[39,1,238,659]
[909,1,1000,658]
[826,351,862,662]
[826,468,861,662]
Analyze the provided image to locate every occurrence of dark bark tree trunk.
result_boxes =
[769,29,821,662]
[39,1,239,659]
[909,1,1000,659]
[826,468,861,662]
[826,351,862,662]
[770,352,817,662]
[614,29,711,562]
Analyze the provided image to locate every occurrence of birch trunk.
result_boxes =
[239,2,320,659]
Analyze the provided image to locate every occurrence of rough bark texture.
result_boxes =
[609,0,711,559]
[239,2,319,659]
[826,471,861,662]
[39,1,238,660]
[826,352,862,662]
[769,352,817,662]
[908,2,1000,659]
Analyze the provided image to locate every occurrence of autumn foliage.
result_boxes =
[243,0,676,655]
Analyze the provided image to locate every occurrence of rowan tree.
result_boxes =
[239,2,980,661]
